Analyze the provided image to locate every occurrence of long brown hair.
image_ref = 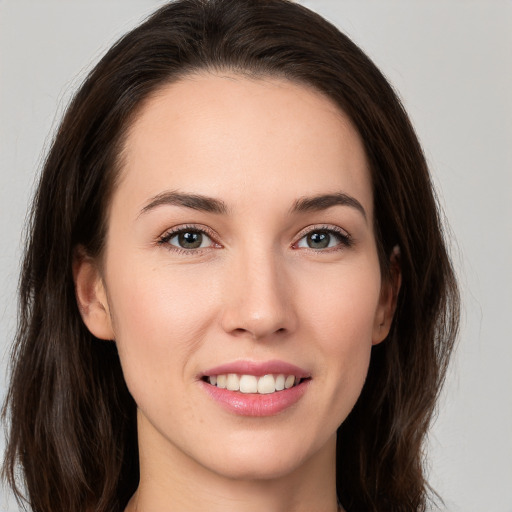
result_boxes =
[2,1,459,510]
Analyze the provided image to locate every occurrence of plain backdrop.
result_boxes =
[0,1,511,511]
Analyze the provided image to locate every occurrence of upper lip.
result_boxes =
[200,360,311,379]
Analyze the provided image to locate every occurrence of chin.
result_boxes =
[200,431,329,483]
[209,454,304,482]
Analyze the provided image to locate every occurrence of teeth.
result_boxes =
[207,373,302,394]
[257,374,275,394]
[285,375,295,389]
[239,375,258,393]
[226,373,240,391]
[216,374,227,389]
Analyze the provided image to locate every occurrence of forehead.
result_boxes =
[115,73,372,218]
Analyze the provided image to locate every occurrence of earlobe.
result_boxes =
[372,245,402,345]
[73,248,115,340]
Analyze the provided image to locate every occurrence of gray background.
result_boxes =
[1,1,511,510]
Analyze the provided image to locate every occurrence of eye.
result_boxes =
[295,227,351,250]
[159,226,218,251]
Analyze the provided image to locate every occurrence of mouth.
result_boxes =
[199,361,312,416]
[201,373,310,395]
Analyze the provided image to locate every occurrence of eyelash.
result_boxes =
[157,224,221,255]
[292,225,353,252]
[157,224,353,254]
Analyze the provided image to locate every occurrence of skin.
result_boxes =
[75,73,399,512]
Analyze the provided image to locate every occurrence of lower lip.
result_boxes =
[200,380,310,417]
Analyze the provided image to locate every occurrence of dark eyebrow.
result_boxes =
[291,192,367,221]
[139,191,228,217]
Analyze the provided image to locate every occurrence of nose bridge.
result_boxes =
[221,241,295,339]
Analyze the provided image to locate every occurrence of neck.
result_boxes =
[125,414,341,512]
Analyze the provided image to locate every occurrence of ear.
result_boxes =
[73,247,115,340]
[372,245,402,345]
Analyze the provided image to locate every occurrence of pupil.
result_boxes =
[308,231,330,249]
[178,231,202,249]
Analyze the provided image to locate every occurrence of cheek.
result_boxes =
[104,260,218,403]
[302,258,381,350]
[299,261,381,418]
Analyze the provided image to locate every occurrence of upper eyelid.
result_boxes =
[160,224,218,239]
[294,224,351,240]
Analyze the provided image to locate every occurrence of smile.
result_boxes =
[200,361,312,417]
[204,374,305,395]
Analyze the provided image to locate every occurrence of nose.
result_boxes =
[220,247,297,340]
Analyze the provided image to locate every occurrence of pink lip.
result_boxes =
[200,379,310,417]
[201,359,310,379]
[198,359,311,417]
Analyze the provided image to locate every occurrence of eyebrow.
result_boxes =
[139,191,228,216]
[139,190,366,221]
[290,192,367,221]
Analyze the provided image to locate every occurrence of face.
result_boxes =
[76,73,396,482]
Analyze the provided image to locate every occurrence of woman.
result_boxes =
[2,0,459,511]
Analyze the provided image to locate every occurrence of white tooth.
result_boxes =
[275,374,285,391]
[209,375,217,386]
[217,374,227,389]
[226,373,240,391]
[284,375,295,389]
[258,374,276,394]
[239,375,258,393]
